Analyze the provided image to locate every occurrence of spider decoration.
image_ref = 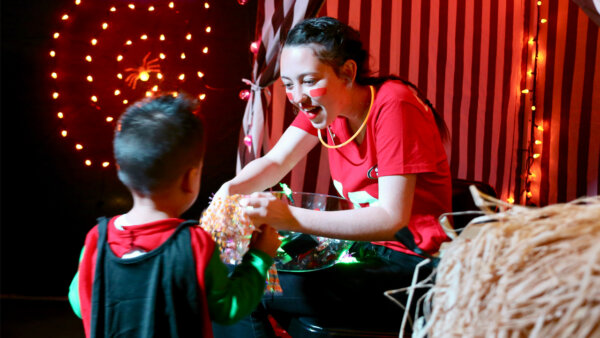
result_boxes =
[124,52,161,89]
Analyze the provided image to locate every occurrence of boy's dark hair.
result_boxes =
[114,94,205,195]
[285,16,449,142]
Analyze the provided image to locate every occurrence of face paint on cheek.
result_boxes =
[286,92,293,101]
[309,87,327,98]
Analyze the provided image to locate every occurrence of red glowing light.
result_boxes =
[50,1,214,166]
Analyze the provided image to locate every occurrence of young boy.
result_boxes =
[68,94,281,337]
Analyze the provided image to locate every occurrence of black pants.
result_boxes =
[213,242,433,338]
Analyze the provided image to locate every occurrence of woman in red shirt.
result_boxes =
[214,16,452,337]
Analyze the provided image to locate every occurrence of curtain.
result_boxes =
[236,0,325,172]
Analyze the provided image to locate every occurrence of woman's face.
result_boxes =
[280,45,347,129]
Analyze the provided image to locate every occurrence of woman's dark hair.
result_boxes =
[113,93,205,195]
[284,16,449,142]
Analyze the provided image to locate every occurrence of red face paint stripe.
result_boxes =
[286,92,293,101]
[309,87,327,97]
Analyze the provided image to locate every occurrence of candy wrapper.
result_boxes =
[275,232,355,271]
[199,194,282,294]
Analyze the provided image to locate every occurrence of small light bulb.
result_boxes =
[51,72,58,79]
[102,22,108,29]
[126,40,132,45]
[197,71,204,78]
[169,2,175,8]
[114,89,121,95]
[540,18,547,23]
[128,4,135,9]
[61,130,68,137]
[180,52,186,59]
[531,106,536,111]
[537,1,542,5]
[87,75,93,82]
[50,50,56,57]
[159,53,166,59]
[507,197,514,204]
[141,34,148,40]
[534,140,542,145]
[160,34,165,41]
[148,6,155,11]
[199,93,206,100]
[526,191,533,198]
[533,153,541,159]
[186,33,192,40]
[85,160,92,166]
[138,71,149,81]
[106,117,114,122]
[53,32,60,39]
[91,95,98,102]
[157,73,163,79]
[172,92,178,97]
[85,55,92,62]
[75,0,81,5]
[62,14,69,20]
[123,99,129,104]
[102,162,110,168]
[152,85,158,92]
[521,89,530,94]
[204,2,210,9]
[53,92,59,99]
[537,125,544,131]
[91,38,97,45]
[178,74,185,80]
[75,144,83,150]
[110,6,116,12]
[202,47,208,54]
[57,112,64,119]
[145,91,152,97]
[117,73,123,79]
[205,26,211,33]
[117,55,123,61]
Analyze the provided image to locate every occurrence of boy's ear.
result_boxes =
[181,167,199,193]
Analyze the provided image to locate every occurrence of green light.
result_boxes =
[335,248,359,264]
[279,182,295,204]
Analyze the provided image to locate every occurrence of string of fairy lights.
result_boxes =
[48,0,234,168]
[518,0,546,205]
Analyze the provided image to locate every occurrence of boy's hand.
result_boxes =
[249,224,281,258]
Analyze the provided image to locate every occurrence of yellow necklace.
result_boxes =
[318,85,375,149]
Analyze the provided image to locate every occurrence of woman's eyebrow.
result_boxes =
[281,72,318,81]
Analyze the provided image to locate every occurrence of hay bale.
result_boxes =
[418,197,600,338]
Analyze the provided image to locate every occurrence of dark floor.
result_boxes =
[1,297,84,338]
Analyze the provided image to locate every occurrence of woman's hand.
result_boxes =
[213,181,232,200]
[241,192,299,232]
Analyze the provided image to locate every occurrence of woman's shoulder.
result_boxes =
[376,80,417,99]
[375,80,427,111]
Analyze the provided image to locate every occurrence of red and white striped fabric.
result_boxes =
[531,0,600,205]
[236,0,324,172]
[239,0,600,206]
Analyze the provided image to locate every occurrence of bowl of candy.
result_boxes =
[270,190,357,272]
